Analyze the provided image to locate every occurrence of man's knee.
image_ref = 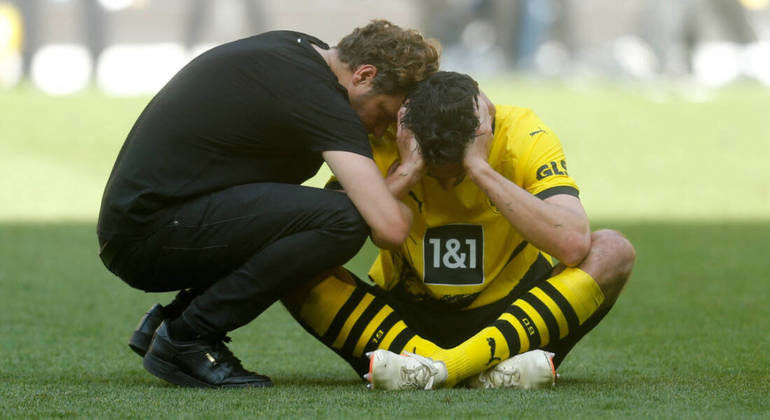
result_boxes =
[326,193,369,254]
[582,229,636,304]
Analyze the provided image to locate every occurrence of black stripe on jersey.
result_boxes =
[363,311,400,354]
[536,186,579,200]
[321,287,367,345]
[504,240,529,266]
[499,253,553,304]
[522,292,560,345]
[508,305,541,349]
[325,180,343,190]
[493,319,521,356]
[388,329,417,354]
[341,299,386,356]
[539,281,580,336]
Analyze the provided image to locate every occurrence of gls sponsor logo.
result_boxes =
[536,160,568,180]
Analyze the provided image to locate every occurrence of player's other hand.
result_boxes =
[463,91,495,170]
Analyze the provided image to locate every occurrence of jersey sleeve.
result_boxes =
[514,116,579,199]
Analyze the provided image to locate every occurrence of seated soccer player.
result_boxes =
[282,71,636,390]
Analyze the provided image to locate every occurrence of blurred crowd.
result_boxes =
[1,0,769,95]
[423,0,770,86]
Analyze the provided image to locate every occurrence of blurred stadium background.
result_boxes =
[1,0,770,95]
[2,0,770,221]
[1,2,768,417]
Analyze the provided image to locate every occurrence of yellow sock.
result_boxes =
[432,267,604,387]
[284,271,440,363]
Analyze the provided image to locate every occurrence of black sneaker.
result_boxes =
[128,304,165,357]
[142,321,273,388]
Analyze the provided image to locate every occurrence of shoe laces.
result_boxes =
[204,335,247,372]
[487,364,521,387]
[401,352,439,390]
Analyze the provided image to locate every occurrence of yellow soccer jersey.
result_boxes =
[366,105,580,310]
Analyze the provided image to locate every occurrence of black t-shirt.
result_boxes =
[98,31,371,241]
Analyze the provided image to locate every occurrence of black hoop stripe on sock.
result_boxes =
[321,287,367,345]
[538,281,580,336]
[362,311,400,355]
[508,305,541,350]
[388,329,417,354]
[521,292,561,345]
[493,319,521,356]
[341,299,387,357]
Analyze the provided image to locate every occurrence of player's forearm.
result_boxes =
[466,161,590,266]
[385,161,423,199]
[369,200,413,250]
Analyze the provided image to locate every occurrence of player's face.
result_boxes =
[427,162,466,190]
[350,91,404,139]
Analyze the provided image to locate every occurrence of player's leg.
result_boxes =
[282,268,442,377]
[427,229,635,387]
[540,229,635,367]
[284,266,553,390]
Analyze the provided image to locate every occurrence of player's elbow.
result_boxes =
[557,231,592,267]
[370,225,409,250]
[369,211,412,250]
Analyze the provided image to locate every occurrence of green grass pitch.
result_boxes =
[1,81,768,418]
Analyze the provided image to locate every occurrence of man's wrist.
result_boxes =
[396,160,424,181]
[387,161,423,198]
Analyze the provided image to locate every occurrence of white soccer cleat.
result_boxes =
[364,350,448,390]
[466,349,556,389]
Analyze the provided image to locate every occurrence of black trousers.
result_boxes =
[101,182,369,337]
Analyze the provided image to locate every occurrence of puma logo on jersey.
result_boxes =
[409,191,424,213]
[529,128,546,136]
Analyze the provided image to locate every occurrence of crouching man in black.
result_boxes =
[97,20,439,388]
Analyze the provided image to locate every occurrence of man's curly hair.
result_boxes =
[402,71,480,165]
[337,20,440,95]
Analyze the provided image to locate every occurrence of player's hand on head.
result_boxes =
[463,93,494,169]
[396,104,425,175]
[476,90,495,139]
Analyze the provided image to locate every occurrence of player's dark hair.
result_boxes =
[402,71,480,165]
[337,20,440,95]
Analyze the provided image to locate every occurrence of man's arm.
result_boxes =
[463,98,590,266]
[323,150,412,250]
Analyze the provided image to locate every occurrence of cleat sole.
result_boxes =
[142,353,272,389]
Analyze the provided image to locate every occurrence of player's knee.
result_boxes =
[282,268,348,314]
[281,268,356,328]
[593,229,635,269]
[588,229,635,299]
